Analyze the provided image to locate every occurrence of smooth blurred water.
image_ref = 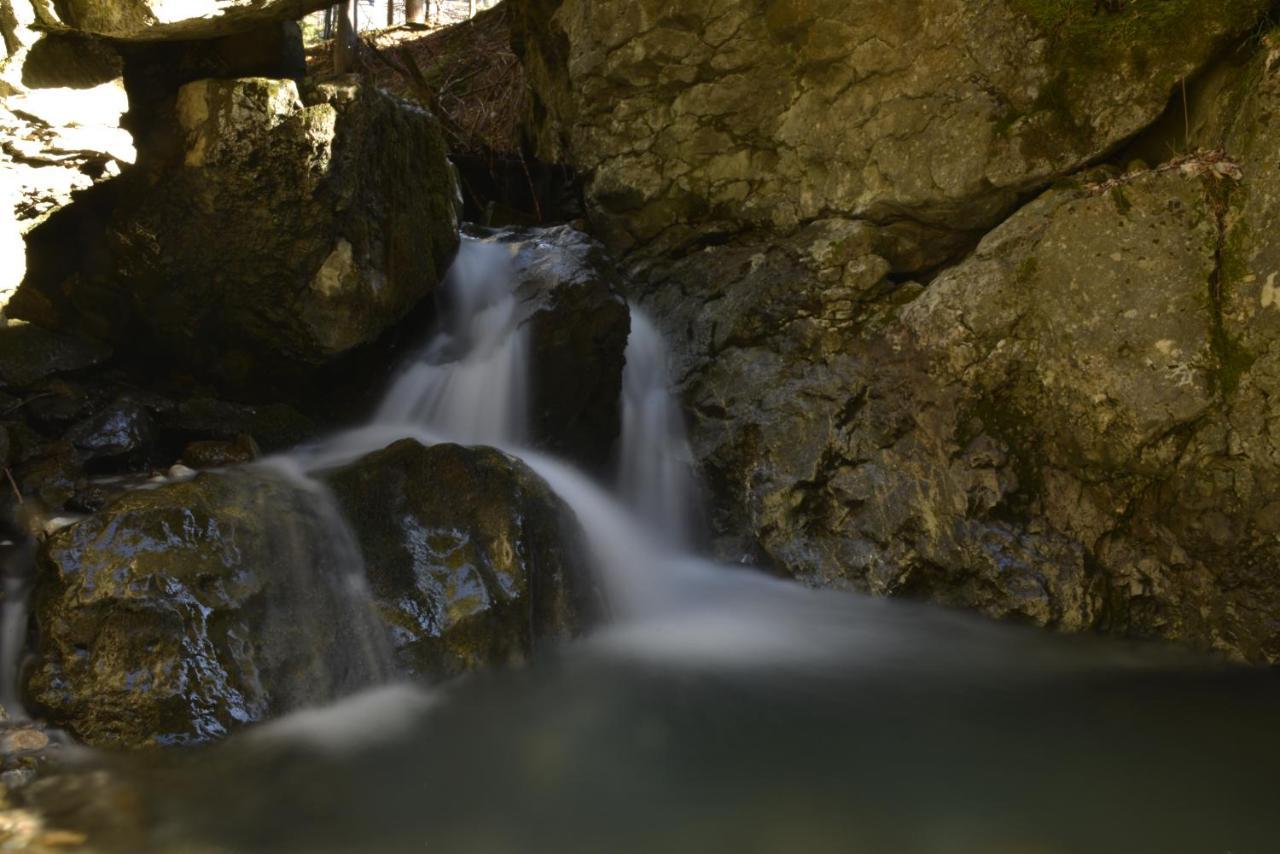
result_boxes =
[618,310,702,547]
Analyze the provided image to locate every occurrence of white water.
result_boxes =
[283,236,1097,673]
[0,559,29,716]
[618,311,702,547]
[375,237,529,445]
[288,234,713,624]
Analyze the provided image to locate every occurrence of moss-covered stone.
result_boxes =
[11,77,459,392]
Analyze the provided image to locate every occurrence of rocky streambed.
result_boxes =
[3,0,1280,850]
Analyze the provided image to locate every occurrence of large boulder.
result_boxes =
[513,0,1268,252]
[638,150,1280,662]
[12,77,460,389]
[323,439,597,680]
[25,468,391,748]
[484,225,631,469]
[1,0,318,312]
[0,9,135,305]
[25,0,330,40]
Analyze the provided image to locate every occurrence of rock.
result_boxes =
[38,0,331,41]
[475,225,631,470]
[12,77,460,391]
[180,434,260,469]
[0,324,110,391]
[0,769,34,790]
[162,398,315,453]
[0,18,134,305]
[323,439,596,680]
[513,0,1269,253]
[0,728,48,754]
[640,151,1280,661]
[23,381,101,435]
[26,468,391,748]
[65,398,155,461]
[15,443,81,508]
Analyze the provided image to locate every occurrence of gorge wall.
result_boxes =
[513,0,1280,663]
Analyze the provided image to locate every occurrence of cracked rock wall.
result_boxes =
[514,0,1280,661]
[514,0,1268,252]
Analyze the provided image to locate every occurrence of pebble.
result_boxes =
[0,769,34,790]
[166,463,197,481]
[1,727,49,754]
[0,808,43,848]
[38,829,89,847]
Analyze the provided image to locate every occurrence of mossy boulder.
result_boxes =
[25,468,390,748]
[323,439,597,680]
[0,323,110,391]
[513,0,1268,254]
[32,0,331,40]
[11,77,459,392]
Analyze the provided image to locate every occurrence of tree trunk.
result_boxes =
[324,5,334,38]
[387,0,395,26]
[334,0,356,74]
[405,0,425,23]
[468,0,476,16]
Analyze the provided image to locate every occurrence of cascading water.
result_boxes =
[11,230,1280,854]
[0,519,35,717]
[375,237,529,446]
[618,311,702,547]
[290,235,710,620]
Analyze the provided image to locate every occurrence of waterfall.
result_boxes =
[299,235,707,619]
[246,458,396,701]
[376,236,529,446]
[0,526,34,717]
[618,310,701,547]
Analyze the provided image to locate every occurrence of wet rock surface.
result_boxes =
[475,225,631,470]
[24,468,389,748]
[324,439,596,680]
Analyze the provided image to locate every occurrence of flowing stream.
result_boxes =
[11,235,1280,852]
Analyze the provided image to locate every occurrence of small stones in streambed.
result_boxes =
[1,769,35,791]
[1,728,49,755]
[165,463,197,481]
[180,432,260,469]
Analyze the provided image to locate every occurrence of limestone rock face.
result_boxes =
[30,0,330,40]
[323,439,596,680]
[14,77,459,389]
[0,5,135,304]
[639,155,1280,662]
[514,0,1268,251]
[0,0,315,310]
[25,468,391,748]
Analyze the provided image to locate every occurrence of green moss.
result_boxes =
[1203,179,1255,398]
[1109,185,1132,215]
[1212,328,1256,396]
[1008,0,1269,157]
[1011,0,1265,62]
[960,393,1048,515]
[1015,255,1041,286]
